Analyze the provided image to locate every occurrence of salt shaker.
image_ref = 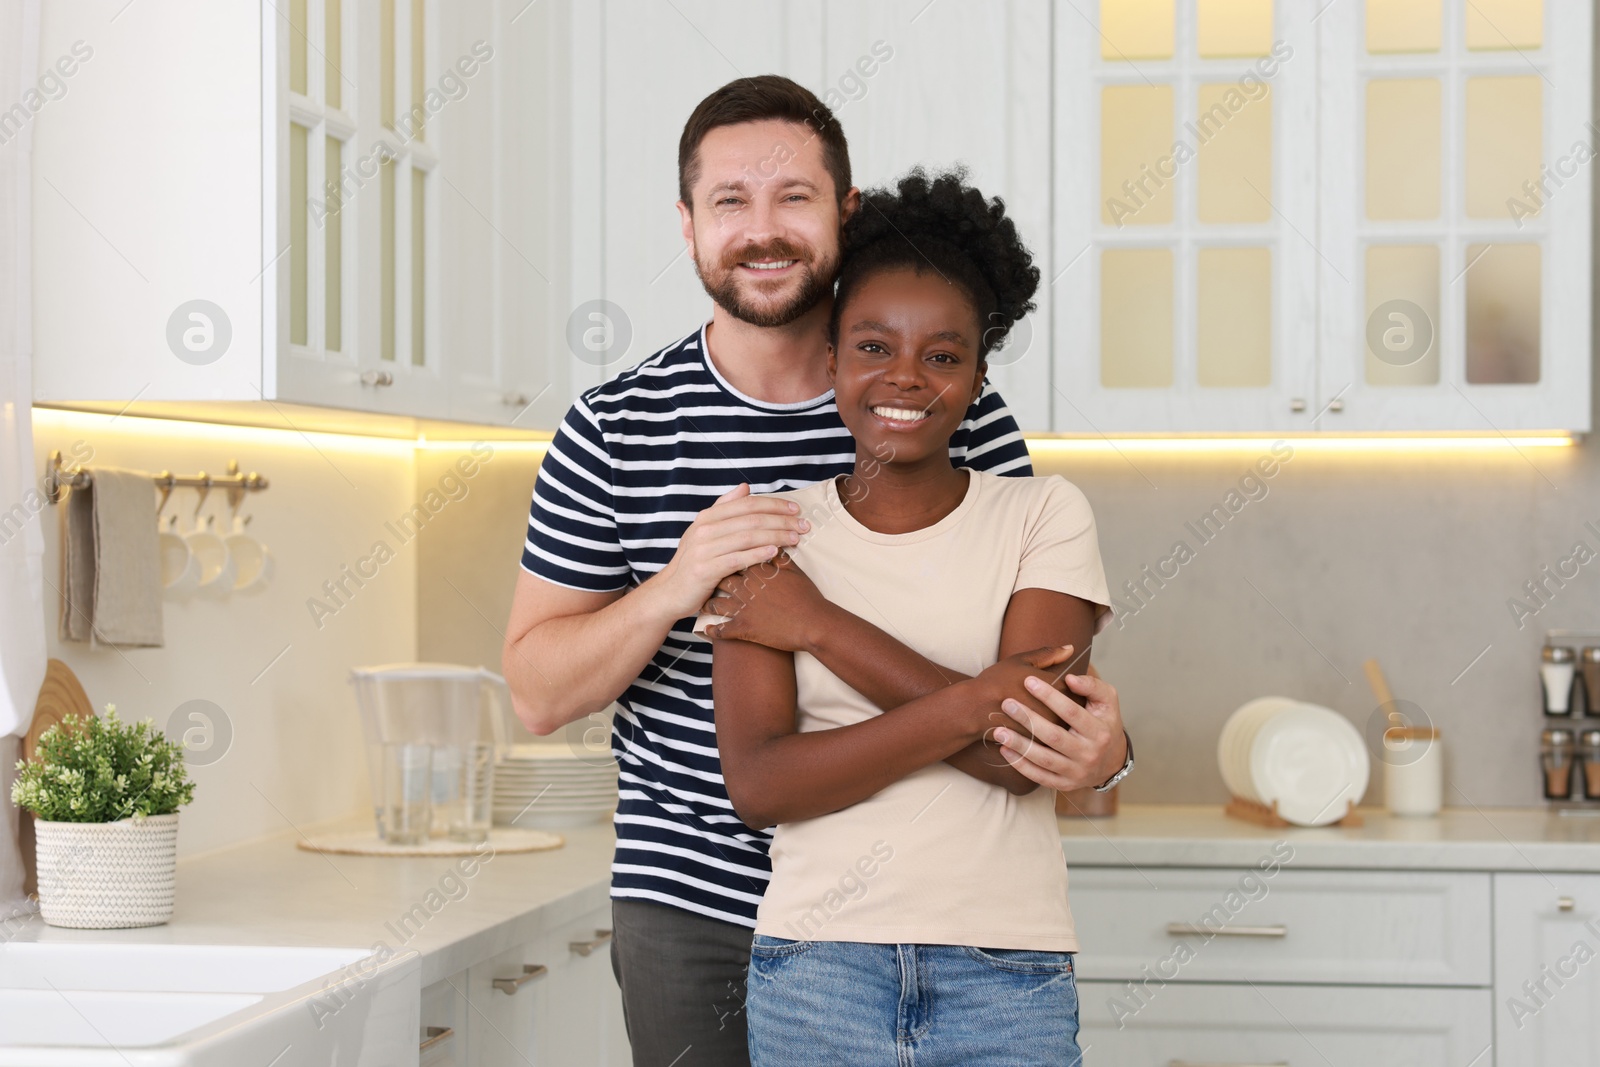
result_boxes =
[1383,726,1443,816]
[1542,728,1576,800]
[1542,646,1577,716]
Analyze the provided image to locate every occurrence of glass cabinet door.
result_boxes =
[1055,0,1320,433]
[1317,0,1591,432]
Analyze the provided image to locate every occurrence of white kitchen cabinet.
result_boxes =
[1055,0,1321,434]
[462,905,629,1066]
[32,0,572,429]
[539,916,629,1066]
[463,942,542,1066]
[1077,980,1493,1066]
[1494,872,1600,1067]
[1069,866,1492,986]
[589,0,823,392]
[1315,0,1592,432]
[1054,0,1591,434]
[436,0,576,431]
[589,1,1056,429]
[420,969,471,1067]
[818,0,1053,431]
[1069,865,1495,1060]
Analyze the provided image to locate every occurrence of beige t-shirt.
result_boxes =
[703,470,1111,951]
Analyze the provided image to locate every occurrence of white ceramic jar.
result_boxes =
[1383,727,1443,816]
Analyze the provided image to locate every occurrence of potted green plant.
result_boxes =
[11,706,195,928]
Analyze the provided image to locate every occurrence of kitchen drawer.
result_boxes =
[419,970,469,1067]
[1069,866,1491,986]
[1077,980,1492,1066]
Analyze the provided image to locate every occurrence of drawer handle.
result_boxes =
[1166,922,1287,939]
[1558,896,1576,912]
[570,928,614,957]
[419,1026,455,1052]
[492,963,549,994]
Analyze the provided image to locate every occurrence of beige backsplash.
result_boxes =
[419,395,1600,810]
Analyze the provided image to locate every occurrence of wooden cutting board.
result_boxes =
[18,659,96,897]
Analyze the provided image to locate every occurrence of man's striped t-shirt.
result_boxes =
[521,324,1034,928]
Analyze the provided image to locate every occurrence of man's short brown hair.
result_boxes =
[677,75,851,209]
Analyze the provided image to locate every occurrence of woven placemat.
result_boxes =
[296,827,565,856]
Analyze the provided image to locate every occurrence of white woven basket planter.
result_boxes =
[33,813,179,929]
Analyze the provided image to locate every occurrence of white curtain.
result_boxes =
[0,0,47,916]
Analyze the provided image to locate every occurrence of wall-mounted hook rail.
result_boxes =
[44,451,270,505]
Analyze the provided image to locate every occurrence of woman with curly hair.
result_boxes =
[700,168,1113,1064]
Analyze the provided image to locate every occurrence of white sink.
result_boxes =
[0,942,420,1067]
[0,989,263,1048]
[0,942,378,992]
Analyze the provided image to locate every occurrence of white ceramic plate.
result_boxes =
[1248,703,1370,826]
[1230,703,1278,801]
[1218,697,1299,800]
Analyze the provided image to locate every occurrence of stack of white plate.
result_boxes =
[1218,697,1370,826]
[492,743,619,830]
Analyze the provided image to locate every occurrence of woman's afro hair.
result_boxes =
[829,167,1039,359]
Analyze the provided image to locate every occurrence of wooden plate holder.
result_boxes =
[1224,794,1363,828]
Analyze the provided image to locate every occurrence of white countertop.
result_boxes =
[10,805,1599,987]
[7,816,619,987]
[1058,804,1600,872]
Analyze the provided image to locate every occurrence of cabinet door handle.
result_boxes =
[570,928,615,956]
[1559,896,1576,912]
[492,963,549,994]
[360,369,395,387]
[502,391,531,407]
[419,1026,455,1051]
[1166,922,1287,939]
[1289,397,1307,412]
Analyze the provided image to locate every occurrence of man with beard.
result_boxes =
[502,76,1129,1067]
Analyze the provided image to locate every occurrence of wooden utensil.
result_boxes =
[1364,658,1397,718]
[18,659,96,898]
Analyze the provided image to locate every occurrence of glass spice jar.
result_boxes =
[1581,647,1600,718]
[1543,728,1576,800]
[1582,730,1600,800]
[1543,646,1577,716]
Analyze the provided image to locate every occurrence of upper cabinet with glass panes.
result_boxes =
[32,0,573,430]
[1055,0,1591,433]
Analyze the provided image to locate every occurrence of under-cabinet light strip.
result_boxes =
[32,410,1577,454]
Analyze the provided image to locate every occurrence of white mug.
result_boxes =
[159,514,200,601]
[185,514,235,600]
[225,515,274,595]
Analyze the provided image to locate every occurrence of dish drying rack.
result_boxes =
[1225,795,1363,829]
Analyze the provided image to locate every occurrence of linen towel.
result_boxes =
[58,468,163,647]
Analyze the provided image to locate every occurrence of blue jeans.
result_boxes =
[746,935,1081,1066]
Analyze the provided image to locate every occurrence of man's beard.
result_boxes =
[693,239,839,328]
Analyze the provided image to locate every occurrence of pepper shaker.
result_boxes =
[1543,727,1576,800]
[1542,646,1577,717]
[1582,730,1600,800]
[1581,648,1600,718]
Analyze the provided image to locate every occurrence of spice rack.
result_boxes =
[1540,629,1600,813]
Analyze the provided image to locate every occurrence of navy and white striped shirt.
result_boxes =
[521,324,1033,927]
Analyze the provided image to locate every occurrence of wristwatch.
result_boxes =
[1092,730,1134,793]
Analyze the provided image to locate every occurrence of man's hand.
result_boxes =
[991,667,1126,792]
[649,484,810,619]
[702,551,830,653]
